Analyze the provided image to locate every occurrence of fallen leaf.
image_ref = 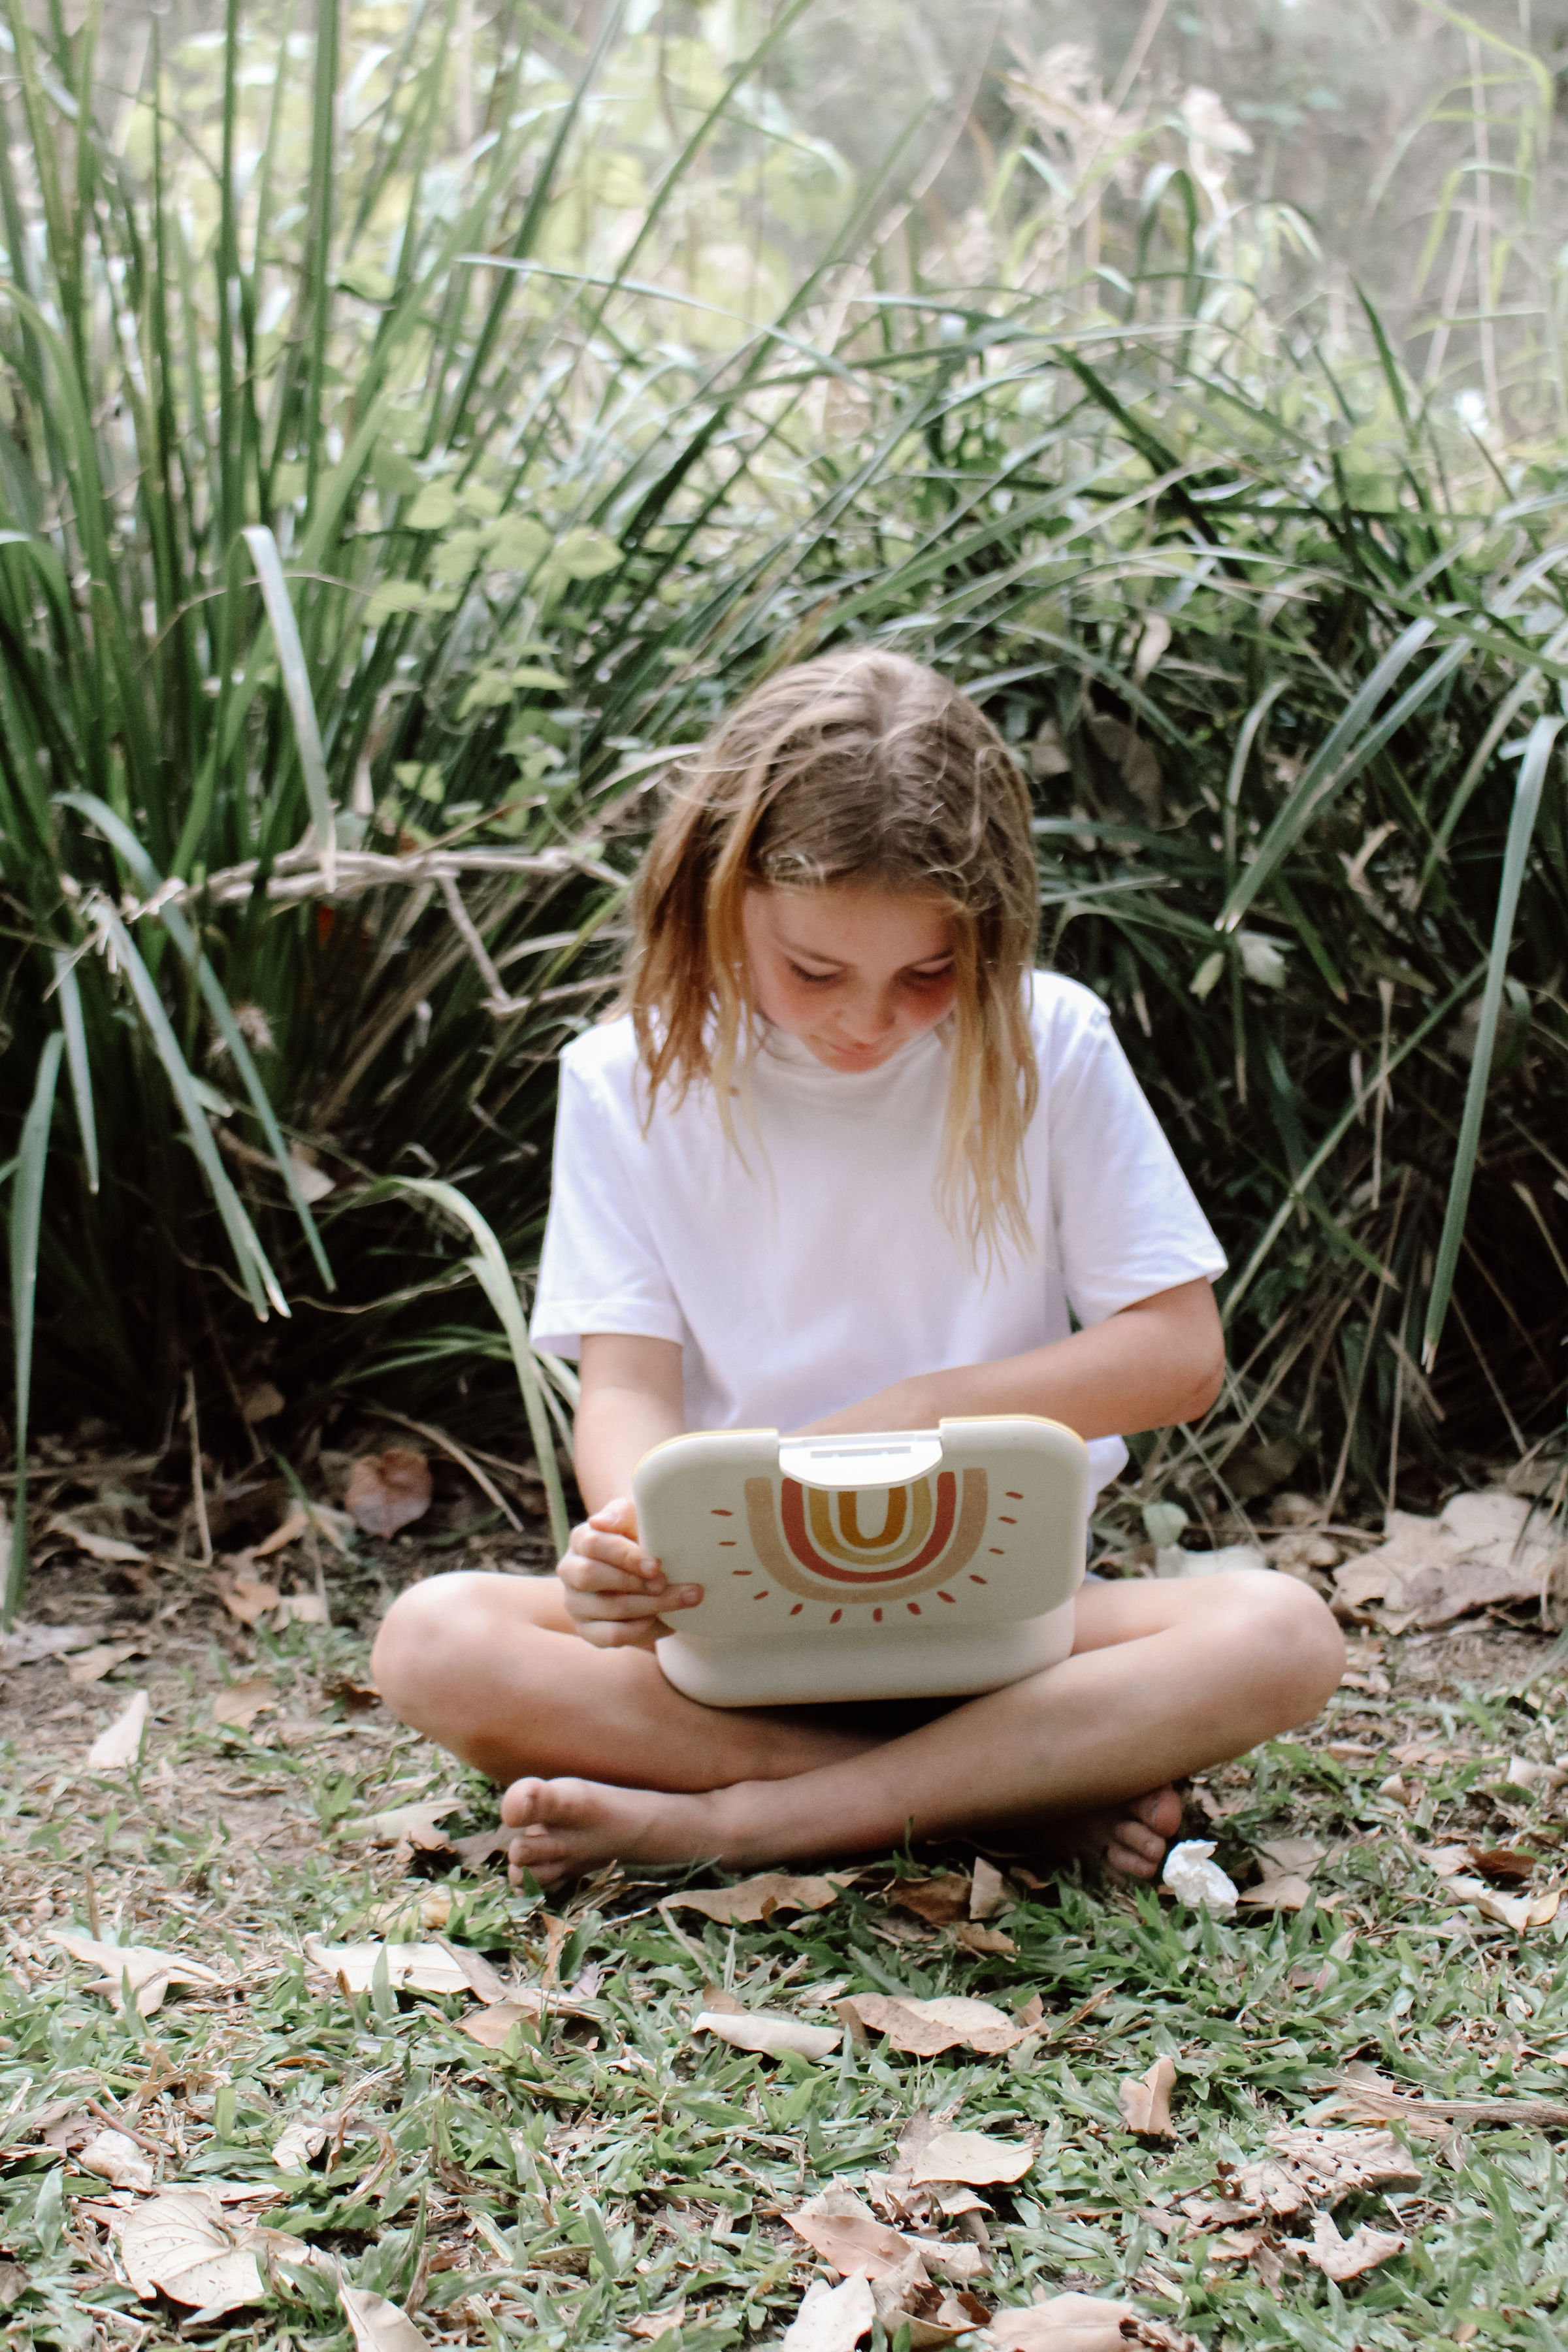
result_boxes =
[1467,1845,1539,1884]
[240,1381,286,1425]
[692,2008,840,2060]
[628,2303,686,2340]
[438,1938,510,2004]
[1254,1836,1324,1875]
[911,2131,1034,2188]
[1303,2212,1405,2281]
[1332,1490,1565,1630]
[840,1993,1032,2058]
[340,1799,461,1848]
[211,1676,278,1729]
[346,1449,433,1537]
[272,2117,327,2171]
[65,1642,142,1685]
[323,1675,382,1713]
[781,2271,876,2352]
[46,1514,148,1563]
[48,1929,221,2015]
[988,2294,1196,2349]
[0,1621,103,1669]
[86,1689,150,1770]
[1437,1874,1542,1931]
[77,2128,155,2191]
[118,2189,310,2313]
[302,1938,476,1997]
[970,1857,1011,1921]
[540,1912,570,1987]
[289,1149,335,1203]
[890,1874,973,1926]
[363,1889,453,1936]
[1118,2055,1177,2136]
[451,1827,512,1872]
[787,2195,921,2281]
[667,1872,840,1924]
[870,2247,973,2347]
[1226,2127,1420,2218]
[1329,2073,1568,2131]
[458,2001,538,2050]
[215,1569,283,1626]
[1237,1874,1314,1912]
[252,1507,309,1558]
[276,1590,329,1627]
[955,1923,1018,1957]
[340,2283,427,2352]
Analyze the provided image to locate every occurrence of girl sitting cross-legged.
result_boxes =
[372,649,1344,1887]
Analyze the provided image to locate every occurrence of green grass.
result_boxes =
[1,0,1566,1622]
[7,1598,1568,2350]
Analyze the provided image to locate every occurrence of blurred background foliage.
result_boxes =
[2,0,1567,1597]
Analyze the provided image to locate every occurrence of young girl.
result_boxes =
[373,650,1343,1888]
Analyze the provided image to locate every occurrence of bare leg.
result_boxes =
[373,1569,1343,1885]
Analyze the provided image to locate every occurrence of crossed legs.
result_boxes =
[371,1567,1344,1887]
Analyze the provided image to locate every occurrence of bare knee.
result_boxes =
[372,1571,523,1730]
[1210,1569,1345,1729]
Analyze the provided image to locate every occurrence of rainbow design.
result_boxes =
[743,1468,990,1609]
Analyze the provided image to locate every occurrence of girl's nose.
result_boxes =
[840,988,900,1044]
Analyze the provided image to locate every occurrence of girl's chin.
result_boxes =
[805,1036,898,1070]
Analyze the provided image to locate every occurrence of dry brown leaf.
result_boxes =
[251,1507,310,1557]
[276,1590,329,1627]
[78,2127,155,2191]
[211,1676,278,1729]
[988,2294,1196,2350]
[1332,1490,1565,1630]
[65,1642,143,1686]
[1437,1874,1553,1931]
[841,1993,1032,2059]
[302,1938,476,1997]
[457,2001,537,2050]
[1227,2127,1420,2218]
[341,1799,461,1850]
[692,2009,839,2060]
[911,2131,1034,2188]
[272,2117,328,2171]
[954,1923,1018,1957]
[1330,2072,1568,2131]
[437,1938,510,2004]
[1304,2213,1405,2281]
[48,1928,221,2015]
[1117,2055,1177,2136]
[540,1912,570,1988]
[1467,1845,1539,1884]
[786,2196,920,2281]
[889,1874,973,1926]
[667,1872,840,1924]
[118,2189,312,2313]
[870,2249,973,2348]
[215,1569,284,1626]
[700,1983,748,2016]
[451,1827,512,1873]
[627,2304,686,2340]
[1254,1837,1324,1876]
[970,1857,1011,1921]
[0,1621,103,1669]
[241,1381,286,1426]
[86,1688,150,1770]
[339,2283,428,2352]
[346,1449,433,1537]
[46,1514,149,1564]
[1237,1874,1313,1912]
[781,2271,877,2352]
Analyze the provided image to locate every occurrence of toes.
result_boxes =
[1128,1784,1182,1836]
[1105,1836,1161,1880]
[500,1776,545,1828]
[1115,1817,1166,1864]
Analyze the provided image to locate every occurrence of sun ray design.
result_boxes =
[744,1470,990,1608]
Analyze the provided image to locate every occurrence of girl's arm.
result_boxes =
[800,1277,1224,1442]
[557,1333,696,1650]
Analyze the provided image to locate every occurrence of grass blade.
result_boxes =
[1422,713,1563,1369]
[7,1032,62,1625]
[50,946,97,1194]
[241,525,337,883]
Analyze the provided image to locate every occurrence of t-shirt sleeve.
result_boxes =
[528,1053,685,1358]
[1045,1000,1226,1326]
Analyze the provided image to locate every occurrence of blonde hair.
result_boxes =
[629,648,1041,1258]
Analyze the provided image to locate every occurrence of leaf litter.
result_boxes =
[10,1501,1568,2351]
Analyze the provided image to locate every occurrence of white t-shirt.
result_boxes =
[530,973,1226,1501]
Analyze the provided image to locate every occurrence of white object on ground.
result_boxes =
[1155,1543,1269,1579]
[1162,1839,1239,1916]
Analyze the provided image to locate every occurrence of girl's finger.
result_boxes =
[560,1554,671,1598]
[571,1525,661,1578]
[565,1583,699,1622]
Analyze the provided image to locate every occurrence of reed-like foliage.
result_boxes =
[1,1,1565,1614]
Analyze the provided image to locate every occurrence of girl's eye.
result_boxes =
[787,962,840,987]
[906,965,955,987]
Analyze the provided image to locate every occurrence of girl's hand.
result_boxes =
[556,1496,703,1649]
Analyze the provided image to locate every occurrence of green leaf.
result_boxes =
[404,482,459,530]
[51,948,98,1194]
[550,527,621,581]
[1422,714,1563,1371]
[242,527,336,872]
[7,1033,62,1626]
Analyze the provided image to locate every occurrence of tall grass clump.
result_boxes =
[1,0,1565,1615]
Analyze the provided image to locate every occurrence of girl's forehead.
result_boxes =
[748,883,955,958]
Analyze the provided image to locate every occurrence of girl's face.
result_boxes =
[742,885,958,1073]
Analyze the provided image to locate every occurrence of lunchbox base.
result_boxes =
[655,1599,1077,1709]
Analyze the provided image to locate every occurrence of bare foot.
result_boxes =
[500,1774,728,1888]
[1092,1784,1183,1879]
